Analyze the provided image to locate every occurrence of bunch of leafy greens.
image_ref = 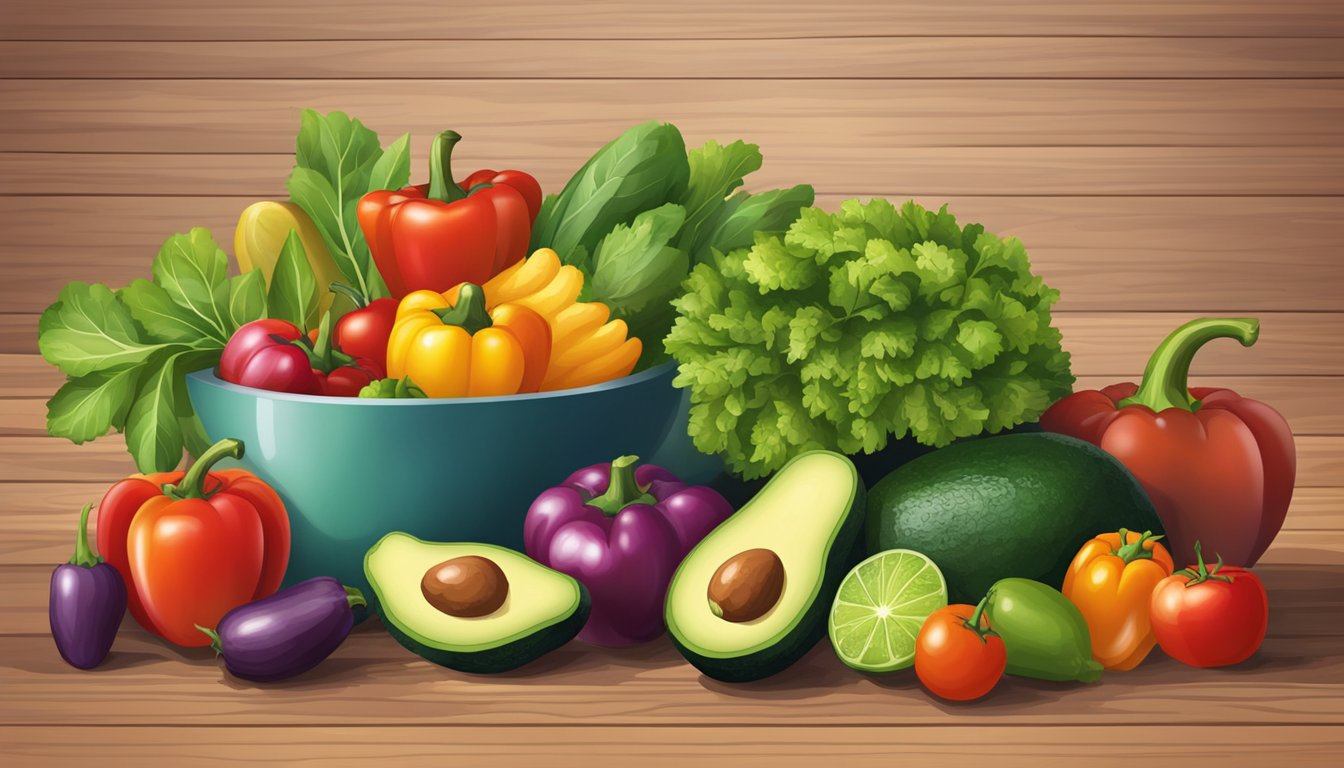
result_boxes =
[287,109,410,304]
[530,121,814,368]
[40,108,407,473]
[664,199,1075,479]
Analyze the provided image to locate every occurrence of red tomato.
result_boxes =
[1149,543,1268,668]
[915,600,1007,701]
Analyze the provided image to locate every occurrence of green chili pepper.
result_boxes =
[985,577,1103,683]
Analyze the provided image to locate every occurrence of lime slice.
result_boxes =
[828,549,948,673]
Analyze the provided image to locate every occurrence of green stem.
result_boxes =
[328,282,367,310]
[166,438,243,501]
[1113,529,1164,564]
[426,130,467,203]
[291,311,355,372]
[1180,541,1235,586]
[962,594,997,643]
[1117,318,1260,412]
[344,586,367,610]
[195,625,223,655]
[68,502,100,568]
[430,283,494,335]
[588,456,657,517]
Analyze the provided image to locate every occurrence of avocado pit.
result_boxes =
[708,548,785,622]
[421,555,509,617]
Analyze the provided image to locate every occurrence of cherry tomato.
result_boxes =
[1149,542,1268,668]
[915,598,1006,701]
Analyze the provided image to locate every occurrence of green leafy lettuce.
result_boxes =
[665,199,1075,479]
[533,123,814,369]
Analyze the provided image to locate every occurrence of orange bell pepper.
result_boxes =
[1062,529,1174,671]
[387,283,550,397]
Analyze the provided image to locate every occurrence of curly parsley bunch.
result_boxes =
[665,199,1074,479]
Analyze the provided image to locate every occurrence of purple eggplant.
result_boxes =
[197,576,365,682]
[49,503,127,669]
[524,455,734,646]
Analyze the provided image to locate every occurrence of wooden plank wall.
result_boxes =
[1,1,1342,764]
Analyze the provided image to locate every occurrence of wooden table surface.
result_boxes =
[3,1,1343,765]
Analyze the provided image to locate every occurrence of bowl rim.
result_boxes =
[186,360,678,406]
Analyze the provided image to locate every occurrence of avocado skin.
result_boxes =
[669,480,866,683]
[865,432,1162,604]
[377,586,591,675]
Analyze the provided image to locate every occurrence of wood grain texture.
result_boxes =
[2,725,1343,768]
[4,80,1344,153]
[11,148,1344,196]
[5,37,1344,79]
[4,195,1343,314]
[5,0,1344,39]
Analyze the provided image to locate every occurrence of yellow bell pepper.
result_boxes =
[387,284,550,398]
[1061,529,1175,671]
[470,248,641,390]
[234,201,341,315]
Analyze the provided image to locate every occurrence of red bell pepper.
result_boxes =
[1040,317,1295,568]
[95,438,290,646]
[220,314,376,397]
[357,130,540,298]
[328,283,397,378]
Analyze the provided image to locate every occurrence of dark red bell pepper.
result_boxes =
[357,130,540,298]
[327,283,397,378]
[1040,317,1295,568]
[220,314,375,397]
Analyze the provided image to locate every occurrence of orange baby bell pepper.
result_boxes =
[1062,529,1174,671]
[386,283,550,397]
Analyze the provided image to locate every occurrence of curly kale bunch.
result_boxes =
[665,198,1074,479]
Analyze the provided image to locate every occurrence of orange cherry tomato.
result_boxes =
[915,599,1007,701]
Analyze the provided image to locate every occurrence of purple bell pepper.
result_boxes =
[49,503,127,669]
[524,455,734,646]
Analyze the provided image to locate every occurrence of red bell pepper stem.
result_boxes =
[68,502,100,568]
[430,283,494,334]
[166,438,244,501]
[427,130,468,203]
[1118,317,1260,413]
[588,455,658,516]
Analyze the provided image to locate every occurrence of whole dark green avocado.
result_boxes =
[865,432,1162,604]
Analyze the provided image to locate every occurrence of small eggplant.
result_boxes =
[49,503,128,669]
[198,576,365,682]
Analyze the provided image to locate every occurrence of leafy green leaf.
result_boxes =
[124,351,187,474]
[120,280,217,346]
[531,121,690,265]
[693,185,814,264]
[287,109,396,303]
[38,282,177,377]
[678,140,762,254]
[268,230,320,331]
[367,132,411,193]
[227,269,267,331]
[587,203,688,316]
[150,228,232,346]
[45,367,141,444]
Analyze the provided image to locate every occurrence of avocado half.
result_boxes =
[364,533,590,674]
[665,451,865,682]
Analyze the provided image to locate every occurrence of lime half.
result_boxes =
[828,549,948,673]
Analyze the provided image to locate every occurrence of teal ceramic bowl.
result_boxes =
[186,363,719,597]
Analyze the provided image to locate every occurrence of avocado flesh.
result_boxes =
[666,451,864,681]
[365,533,589,673]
